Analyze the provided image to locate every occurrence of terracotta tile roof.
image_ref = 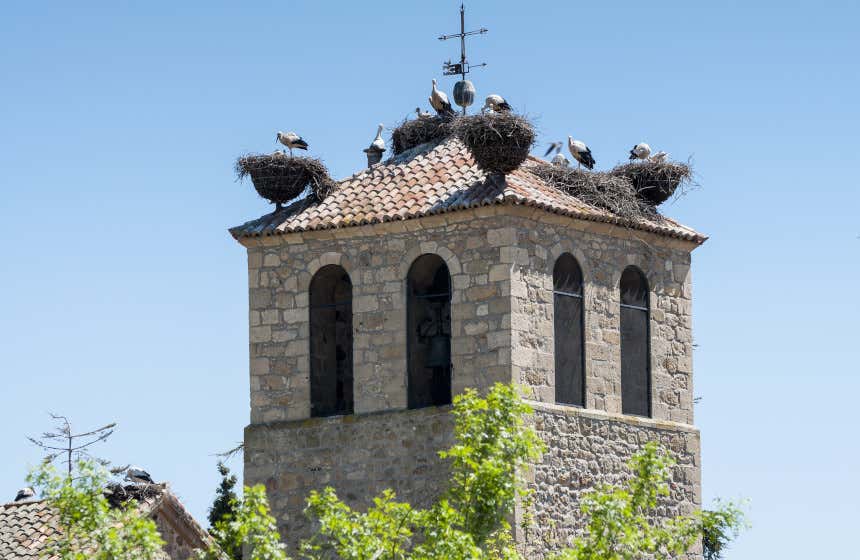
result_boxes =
[0,500,59,559]
[230,138,706,244]
[0,486,211,560]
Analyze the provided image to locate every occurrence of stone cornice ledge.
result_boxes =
[526,400,699,434]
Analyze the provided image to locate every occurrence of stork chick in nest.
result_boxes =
[551,152,570,167]
[482,94,512,113]
[650,150,669,163]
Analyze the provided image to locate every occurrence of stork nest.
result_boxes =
[391,115,456,154]
[530,163,660,222]
[609,161,692,205]
[235,153,336,205]
[454,113,535,175]
[104,483,162,508]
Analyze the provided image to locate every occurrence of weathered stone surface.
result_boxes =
[239,207,702,558]
[244,406,455,553]
[519,403,701,559]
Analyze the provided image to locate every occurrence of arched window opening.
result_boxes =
[620,266,650,417]
[407,254,452,409]
[309,265,353,417]
[553,253,585,406]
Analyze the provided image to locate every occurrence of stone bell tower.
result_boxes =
[231,136,705,557]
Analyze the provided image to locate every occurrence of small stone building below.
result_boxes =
[0,485,212,559]
[232,137,707,557]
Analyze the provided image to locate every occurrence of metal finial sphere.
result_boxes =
[453,80,476,108]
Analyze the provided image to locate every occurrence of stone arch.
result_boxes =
[548,242,591,287]
[301,252,354,293]
[308,264,354,417]
[619,264,651,417]
[399,241,462,278]
[405,253,452,409]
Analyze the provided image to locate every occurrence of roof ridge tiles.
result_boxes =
[230,137,705,244]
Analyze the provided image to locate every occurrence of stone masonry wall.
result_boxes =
[242,209,517,423]
[243,401,700,557]
[238,205,702,558]
[507,211,696,424]
[519,403,701,559]
[244,406,455,553]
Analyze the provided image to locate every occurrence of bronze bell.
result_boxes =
[425,334,450,368]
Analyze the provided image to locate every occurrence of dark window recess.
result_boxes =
[553,254,585,406]
[407,254,452,409]
[309,265,354,417]
[620,266,650,417]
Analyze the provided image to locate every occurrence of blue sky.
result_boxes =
[1,1,857,557]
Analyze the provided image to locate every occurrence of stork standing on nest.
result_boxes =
[482,94,512,113]
[276,131,309,156]
[568,136,596,170]
[125,466,155,485]
[429,79,455,117]
[629,142,651,162]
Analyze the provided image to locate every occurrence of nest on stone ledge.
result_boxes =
[391,114,456,154]
[609,161,692,205]
[530,163,660,222]
[454,112,536,175]
[235,153,337,206]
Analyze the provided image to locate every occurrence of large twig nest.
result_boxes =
[530,163,658,221]
[455,113,535,174]
[609,161,692,205]
[391,115,456,154]
[236,153,336,205]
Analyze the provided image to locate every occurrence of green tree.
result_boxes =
[209,462,240,558]
[301,383,544,560]
[700,501,746,560]
[554,442,745,560]
[27,459,165,560]
[196,484,289,560]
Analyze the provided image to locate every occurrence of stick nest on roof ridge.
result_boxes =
[391,115,457,155]
[530,163,662,222]
[235,153,337,206]
[609,161,692,205]
[454,113,536,175]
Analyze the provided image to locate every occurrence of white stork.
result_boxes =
[629,142,651,161]
[551,153,570,167]
[544,141,563,157]
[482,94,512,113]
[125,466,154,485]
[650,150,669,163]
[429,79,454,117]
[568,136,596,170]
[276,131,309,156]
[15,487,35,502]
[415,107,431,118]
[368,123,385,153]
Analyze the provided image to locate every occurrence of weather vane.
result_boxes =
[438,3,487,114]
